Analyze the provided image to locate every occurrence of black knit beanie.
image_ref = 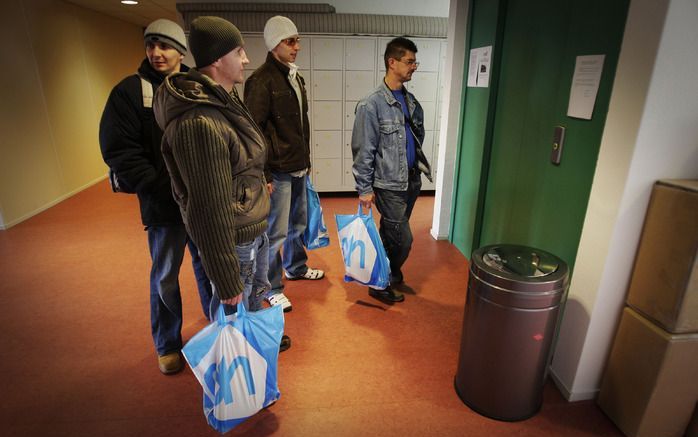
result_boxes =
[189,16,244,68]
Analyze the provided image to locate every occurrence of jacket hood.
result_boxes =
[153,69,235,132]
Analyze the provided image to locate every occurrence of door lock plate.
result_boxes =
[551,126,565,165]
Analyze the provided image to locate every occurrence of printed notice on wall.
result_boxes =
[467,46,492,88]
[567,54,605,120]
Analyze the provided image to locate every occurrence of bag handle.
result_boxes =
[216,300,246,326]
[357,202,373,218]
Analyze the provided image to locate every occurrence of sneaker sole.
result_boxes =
[285,274,325,281]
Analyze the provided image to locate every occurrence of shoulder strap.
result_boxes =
[137,73,153,108]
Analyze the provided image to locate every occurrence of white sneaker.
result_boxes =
[267,293,292,312]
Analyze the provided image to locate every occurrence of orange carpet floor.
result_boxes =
[0,181,622,436]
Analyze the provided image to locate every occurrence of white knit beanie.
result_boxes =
[264,16,298,51]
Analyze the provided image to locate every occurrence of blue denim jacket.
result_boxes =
[351,81,433,195]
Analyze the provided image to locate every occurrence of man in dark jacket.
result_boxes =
[99,19,212,375]
[244,16,325,314]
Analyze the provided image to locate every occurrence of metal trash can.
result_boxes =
[454,244,569,421]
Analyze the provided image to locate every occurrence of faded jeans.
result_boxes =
[210,233,271,317]
[266,171,308,297]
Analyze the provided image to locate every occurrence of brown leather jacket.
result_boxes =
[244,52,311,180]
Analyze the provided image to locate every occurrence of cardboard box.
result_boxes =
[597,307,698,437]
[626,179,698,333]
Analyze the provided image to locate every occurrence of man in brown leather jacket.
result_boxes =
[245,16,326,313]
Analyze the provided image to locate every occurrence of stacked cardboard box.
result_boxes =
[598,180,698,437]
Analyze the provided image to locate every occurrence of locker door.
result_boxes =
[295,37,311,69]
[344,101,358,131]
[345,38,376,71]
[313,71,343,101]
[312,131,342,159]
[420,101,437,132]
[406,72,439,102]
[312,159,343,190]
[312,38,343,70]
[312,101,342,130]
[411,38,441,72]
[345,71,375,101]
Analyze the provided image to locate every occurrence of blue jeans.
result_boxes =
[373,172,422,280]
[266,172,308,297]
[210,233,270,317]
[148,225,213,356]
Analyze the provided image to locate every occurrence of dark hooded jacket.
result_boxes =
[99,59,189,227]
[153,69,270,299]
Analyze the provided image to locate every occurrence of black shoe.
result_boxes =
[280,335,291,352]
[369,287,405,303]
[390,271,404,285]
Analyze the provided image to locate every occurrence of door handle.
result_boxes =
[551,126,565,165]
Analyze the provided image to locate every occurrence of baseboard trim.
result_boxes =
[1,175,107,230]
[549,367,599,402]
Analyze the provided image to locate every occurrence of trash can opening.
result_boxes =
[482,246,559,278]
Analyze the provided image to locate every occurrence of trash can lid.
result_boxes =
[482,246,559,278]
[471,244,569,297]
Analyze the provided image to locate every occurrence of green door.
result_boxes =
[456,0,629,270]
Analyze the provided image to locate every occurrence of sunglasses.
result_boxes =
[398,59,420,68]
[281,37,301,46]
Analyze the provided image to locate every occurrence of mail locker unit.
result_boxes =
[241,33,446,192]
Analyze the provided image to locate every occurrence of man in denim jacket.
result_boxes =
[351,37,432,304]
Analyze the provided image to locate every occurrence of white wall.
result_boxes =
[550,0,698,400]
[431,0,469,239]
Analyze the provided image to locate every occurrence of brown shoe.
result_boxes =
[158,352,183,375]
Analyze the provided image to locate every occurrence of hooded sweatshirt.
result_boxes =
[153,69,269,299]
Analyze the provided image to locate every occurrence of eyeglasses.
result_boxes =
[281,37,301,46]
[399,59,420,68]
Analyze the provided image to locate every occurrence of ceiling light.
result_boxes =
[121,1,138,5]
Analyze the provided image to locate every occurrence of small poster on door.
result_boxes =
[567,54,605,120]
[467,46,492,88]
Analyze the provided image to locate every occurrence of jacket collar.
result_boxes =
[267,51,291,75]
[380,79,409,108]
[138,58,190,85]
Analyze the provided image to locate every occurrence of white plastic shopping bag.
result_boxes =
[335,204,391,289]
[182,302,284,433]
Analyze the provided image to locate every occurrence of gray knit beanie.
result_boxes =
[264,16,298,51]
[189,16,244,68]
[144,19,187,55]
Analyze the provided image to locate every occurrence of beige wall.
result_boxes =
[0,0,144,228]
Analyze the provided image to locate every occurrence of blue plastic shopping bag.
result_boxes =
[335,204,391,289]
[302,176,330,250]
[182,302,284,433]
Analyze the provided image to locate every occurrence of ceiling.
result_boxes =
[66,0,183,27]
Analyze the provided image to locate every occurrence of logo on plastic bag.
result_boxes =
[193,325,268,420]
[340,219,377,283]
